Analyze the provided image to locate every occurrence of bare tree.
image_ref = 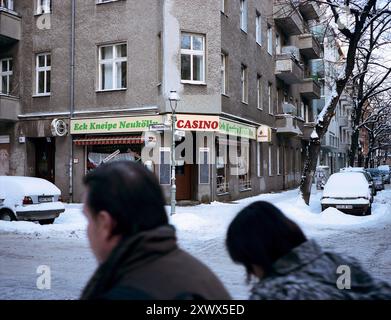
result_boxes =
[348,11,391,166]
[297,0,390,204]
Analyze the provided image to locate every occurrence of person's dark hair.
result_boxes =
[226,201,306,281]
[83,161,168,237]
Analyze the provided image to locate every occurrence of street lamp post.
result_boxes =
[169,91,180,215]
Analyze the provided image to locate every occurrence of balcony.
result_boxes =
[275,103,303,137]
[0,7,21,45]
[297,33,322,59]
[299,0,320,20]
[300,78,321,100]
[302,122,316,141]
[275,53,304,84]
[273,1,304,35]
[338,115,348,128]
[0,94,20,121]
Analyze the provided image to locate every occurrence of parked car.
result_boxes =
[340,167,375,199]
[321,172,373,216]
[377,165,390,184]
[0,176,65,225]
[366,168,385,191]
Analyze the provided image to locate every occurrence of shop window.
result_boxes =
[86,141,142,173]
[159,147,171,185]
[216,137,229,194]
[199,148,210,185]
[238,139,251,191]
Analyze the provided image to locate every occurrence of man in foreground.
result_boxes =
[80,161,231,300]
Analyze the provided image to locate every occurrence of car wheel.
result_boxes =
[38,218,55,225]
[0,209,16,222]
[365,205,372,216]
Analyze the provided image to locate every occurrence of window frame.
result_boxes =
[97,43,128,92]
[240,0,248,33]
[267,24,273,55]
[257,74,263,110]
[36,0,51,15]
[0,58,13,95]
[241,64,248,104]
[268,82,273,115]
[221,53,228,95]
[180,33,206,84]
[256,12,262,45]
[35,52,51,96]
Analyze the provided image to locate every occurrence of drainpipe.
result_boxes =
[69,0,76,202]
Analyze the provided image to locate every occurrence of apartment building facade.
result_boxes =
[0,0,322,203]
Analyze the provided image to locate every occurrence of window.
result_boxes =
[221,53,228,95]
[159,148,171,185]
[98,43,127,91]
[276,32,282,54]
[256,12,262,45]
[216,137,229,194]
[0,58,13,95]
[35,53,51,95]
[199,148,210,184]
[238,139,251,190]
[97,0,120,3]
[268,145,273,176]
[268,82,273,114]
[241,64,248,104]
[267,25,273,55]
[299,101,305,118]
[36,0,51,14]
[257,75,262,109]
[1,0,14,10]
[240,0,248,33]
[221,0,227,13]
[257,142,263,177]
[181,34,205,83]
[277,146,281,175]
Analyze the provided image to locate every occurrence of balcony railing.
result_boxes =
[297,33,322,59]
[275,52,304,84]
[0,4,21,44]
[0,93,20,121]
[299,0,320,20]
[300,78,321,100]
[273,0,304,35]
[275,105,303,136]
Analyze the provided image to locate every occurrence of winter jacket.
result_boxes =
[80,224,231,300]
[250,239,391,300]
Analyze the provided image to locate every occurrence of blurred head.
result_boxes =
[83,161,168,263]
[226,201,306,281]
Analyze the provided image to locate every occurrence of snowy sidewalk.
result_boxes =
[0,186,390,299]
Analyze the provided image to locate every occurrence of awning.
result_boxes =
[74,136,144,146]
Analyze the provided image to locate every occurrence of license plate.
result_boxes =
[38,196,53,203]
[336,205,353,209]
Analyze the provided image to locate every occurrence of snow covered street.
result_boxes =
[0,186,390,300]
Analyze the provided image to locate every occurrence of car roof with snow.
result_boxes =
[323,172,370,198]
[0,176,61,195]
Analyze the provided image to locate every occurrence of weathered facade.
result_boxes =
[1,0,323,203]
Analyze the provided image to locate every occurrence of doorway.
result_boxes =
[34,138,55,183]
[175,162,192,200]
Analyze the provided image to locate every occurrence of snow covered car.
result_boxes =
[366,169,385,191]
[340,167,375,198]
[377,165,390,184]
[0,176,65,225]
[321,172,373,216]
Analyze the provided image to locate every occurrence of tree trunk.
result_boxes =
[349,129,360,166]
